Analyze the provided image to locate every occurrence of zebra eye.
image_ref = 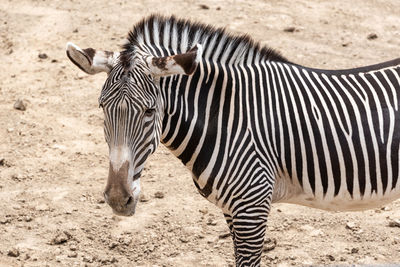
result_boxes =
[144,108,155,116]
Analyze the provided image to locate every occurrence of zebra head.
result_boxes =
[66,42,202,216]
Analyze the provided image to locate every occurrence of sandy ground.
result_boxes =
[1,0,400,266]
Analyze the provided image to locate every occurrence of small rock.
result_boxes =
[97,199,105,204]
[0,217,11,224]
[263,237,277,252]
[207,218,217,226]
[179,237,189,243]
[13,99,26,111]
[154,191,164,199]
[51,59,58,63]
[345,222,358,230]
[327,254,335,261]
[199,208,208,214]
[351,247,359,254]
[119,237,132,246]
[199,4,209,9]
[0,158,5,166]
[67,251,77,258]
[38,53,48,59]
[73,28,79,33]
[50,231,71,245]
[218,233,231,239]
[108,242,118,249]
[35,204,49,211]
[83,255,94,263]
[388,219,400,228]
[7,248,20,257]
[367,33,378,40]
[139,194,150,202]
[24,216,32,222]
[310,229,324,237]
[283,26,296,33]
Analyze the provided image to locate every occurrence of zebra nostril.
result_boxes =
[125,196,133,206]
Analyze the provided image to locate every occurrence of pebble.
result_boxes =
[13,99,26,111]
[50,231,71,245]
[35,204,49,211]
[67,251,77,258]
[179,237,189,243]
[119,237,132,246]
[218,233,231,239]
[263,237,277,252]
[108,242,118,249]
[7,248,20,257]
[83,255,94,263]
[38,53,48,59]
[351,247,359,254]
[207,218,217,226]
[367,33,378,40]
[327,254,335,261]
[345,222,358,230]
[139,194,150,202]
[199,4,209,9]
[388,219,400,228]
[154,191,164,199]
[199,208,208,214]
[310,229,324,237]
[0,217,11,224]
[283,26,296,33]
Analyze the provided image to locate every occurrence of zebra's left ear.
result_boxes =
[148,44,202,77]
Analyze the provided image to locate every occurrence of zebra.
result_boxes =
[66,14,400,266]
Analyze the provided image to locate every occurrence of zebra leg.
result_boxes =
[223,213,237,258]
[229,185,273,266]
[231,212,268,266]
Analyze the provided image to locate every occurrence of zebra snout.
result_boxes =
[103,189,136,216]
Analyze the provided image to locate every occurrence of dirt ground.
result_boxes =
[1,0,400,266]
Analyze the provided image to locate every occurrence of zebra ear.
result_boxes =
[66,42,119,74]
[148,44,202,77]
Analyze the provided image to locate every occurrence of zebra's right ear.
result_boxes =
[66,42,119,75]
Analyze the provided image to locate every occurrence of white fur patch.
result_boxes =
[109,146,131,172]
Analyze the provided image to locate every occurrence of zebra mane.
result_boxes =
[120,14,288,69]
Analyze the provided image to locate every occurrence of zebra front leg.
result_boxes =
[231,211,268,266]
[229,188,272,266]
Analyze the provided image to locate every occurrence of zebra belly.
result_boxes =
[279,188,400,211]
